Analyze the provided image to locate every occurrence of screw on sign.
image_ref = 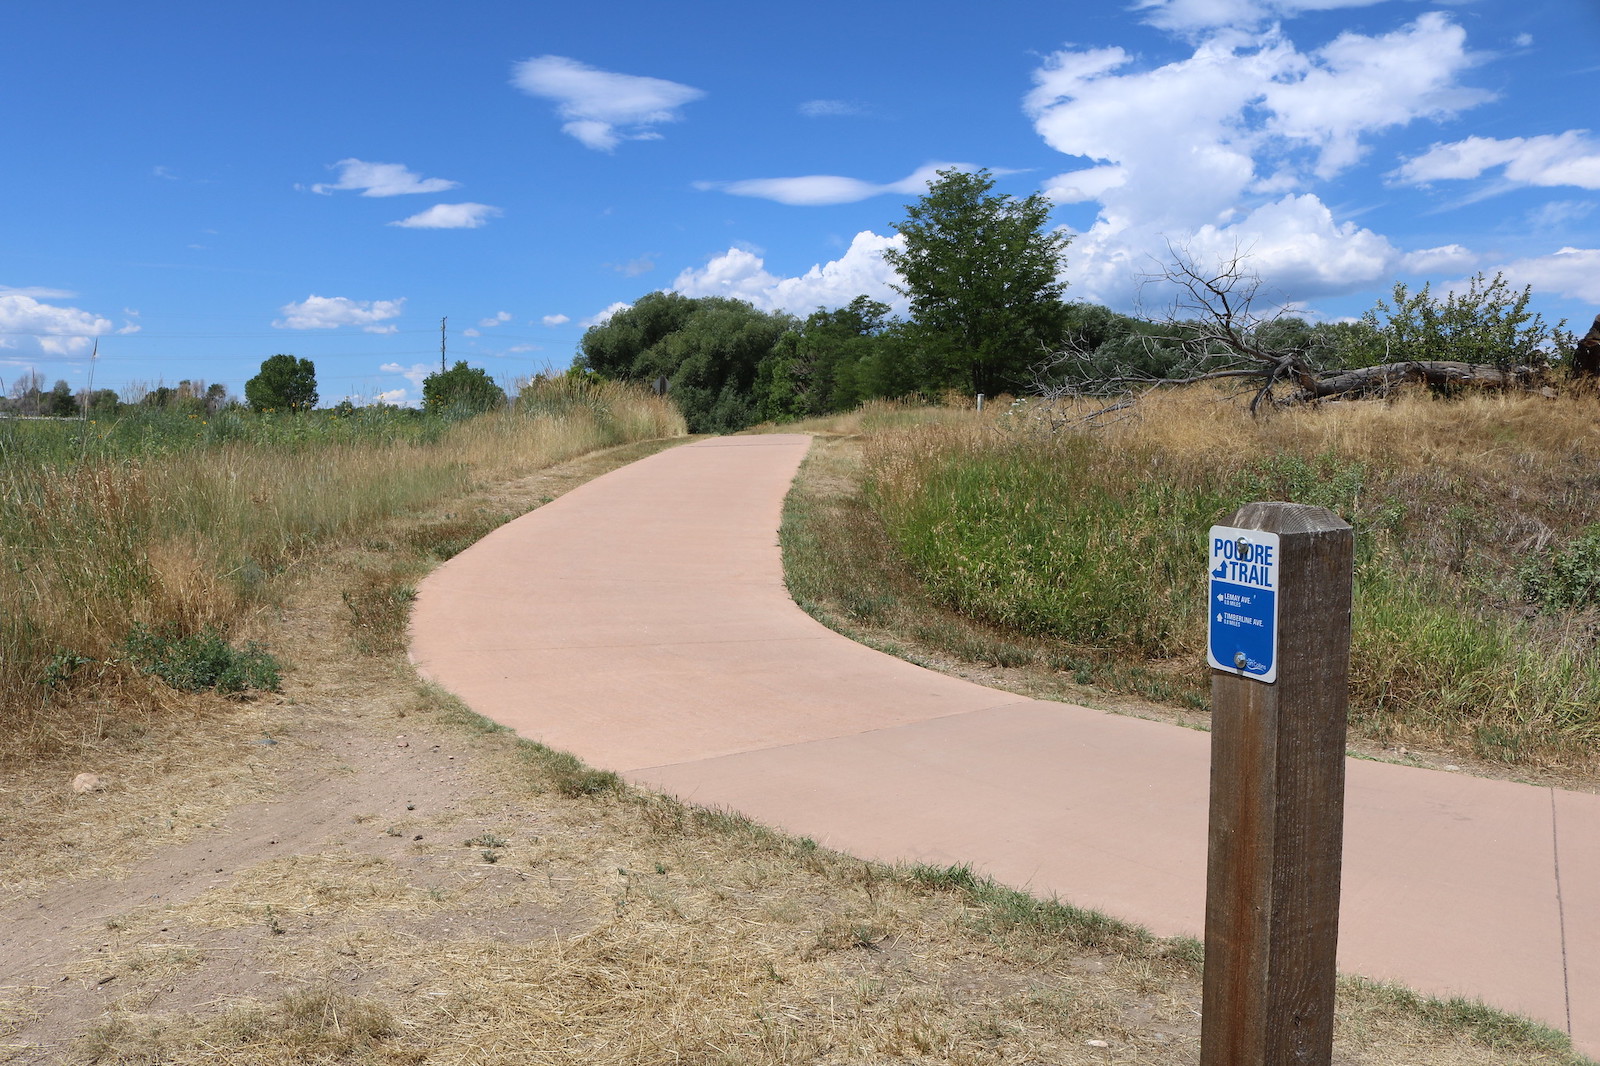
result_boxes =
[1201,503,1353,1066]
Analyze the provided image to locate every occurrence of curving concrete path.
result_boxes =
[411,434,1598,1057]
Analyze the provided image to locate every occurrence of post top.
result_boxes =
[1225,501,1352,536]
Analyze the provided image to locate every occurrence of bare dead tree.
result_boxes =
[1031,242,1555,419]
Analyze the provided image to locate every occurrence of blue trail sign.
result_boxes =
[1207,526,1280,683]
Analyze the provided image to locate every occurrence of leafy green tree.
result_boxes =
[83,388,120,418]
[245,354,318,411]
[576,293,792,432]
[754,296,896,419]
[1051,302,1192,386]
[40,379,79,417]
[581,291,704,380]
[1354,272,1569,371]
[423,361,506,414]
[883,168,1071,396]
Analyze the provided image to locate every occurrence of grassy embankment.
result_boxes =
[0,378,685,759]
[781,388,1600,779]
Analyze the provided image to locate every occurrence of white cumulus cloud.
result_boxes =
[1043,165,1128,204]
[1401,244,1479,275]
[311,159,460,197]
[478,311,513,328]
[699,163,976,207]
[542,314,570,327]
[379,362,433,391]
[1024,13,1491,307]
[1484,247,1600,305]
[388,203,502,229]
[1176,195,1399,297]
[1258,14,1494,178]
[511,55,704,151]
[275,295,406,330]
[0,292,113,356]
[1393,131,1600,191]
[671,231,907,315]
[581,302,631,328]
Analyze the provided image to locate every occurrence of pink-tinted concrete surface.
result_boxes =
[411,434,1598,1058]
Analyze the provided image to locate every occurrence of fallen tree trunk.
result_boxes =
[1289,360,1552,402]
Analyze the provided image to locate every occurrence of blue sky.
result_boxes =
[4,0,1598,405]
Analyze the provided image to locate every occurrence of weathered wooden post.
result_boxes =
[1200,502,1354,1066]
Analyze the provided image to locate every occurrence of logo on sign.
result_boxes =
[1207,526,1280,683]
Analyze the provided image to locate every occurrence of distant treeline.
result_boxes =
[571,280,1573,434]
[0,376,233,419]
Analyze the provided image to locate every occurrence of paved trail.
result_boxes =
[411,434,1598,1057]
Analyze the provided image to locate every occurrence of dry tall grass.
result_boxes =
[0,382,685,756]
[854,386,1600,770]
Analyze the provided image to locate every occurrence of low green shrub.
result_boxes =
[1523,523,1600,609]
[120,623,281,694]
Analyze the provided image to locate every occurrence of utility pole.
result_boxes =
[440,316,447,374]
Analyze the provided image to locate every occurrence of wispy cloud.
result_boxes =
[1528,200,1596,230]
[478,311,513,327]
[388,203,502,229]
[0,285,77,300]
[697,163,979,206]
[799,99,868,118]
[511,55,704,151]
[311,158,460,197]
[542,314,570,327]
[1131,0,1393,34]
[275,295,406,331]
[1393,131,1600,190]
[609,255,657,277]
